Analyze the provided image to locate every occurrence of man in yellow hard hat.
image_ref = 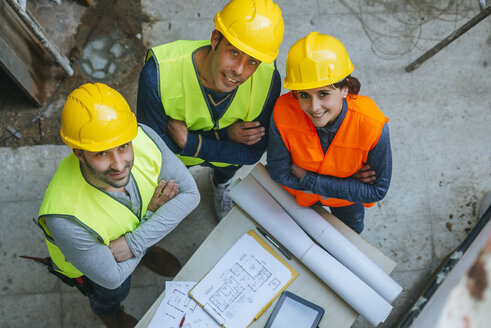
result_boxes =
[136,0,284,219]
[37,83,200,327]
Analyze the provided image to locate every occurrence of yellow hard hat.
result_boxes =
[60,83,137,152]
[283,32,355,90]
[214,0,284,63]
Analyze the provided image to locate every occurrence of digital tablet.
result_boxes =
[264,291,324,328]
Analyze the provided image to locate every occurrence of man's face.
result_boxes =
[74,142,134,192]
[209,31,261,93]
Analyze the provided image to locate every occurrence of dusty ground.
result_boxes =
[0,0,147,147]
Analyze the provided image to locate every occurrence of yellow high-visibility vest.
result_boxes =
[148,40,275,166]
[38,127,162,278]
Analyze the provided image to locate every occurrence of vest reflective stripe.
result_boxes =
[38,127,162,278]
[148,40,275,166]
[274,92,388,208]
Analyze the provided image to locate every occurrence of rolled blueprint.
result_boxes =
[249,164,403,303]
[230,177,315,258]
[230,176,393,326]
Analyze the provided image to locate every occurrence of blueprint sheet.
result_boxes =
[148,281,219,328]
[189,233,294,328]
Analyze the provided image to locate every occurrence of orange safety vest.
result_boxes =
[273,91,389,208]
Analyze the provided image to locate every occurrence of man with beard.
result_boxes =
[37,83,200,328]
[136,0,284,219]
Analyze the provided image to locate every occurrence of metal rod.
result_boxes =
[17,0,26,10]
[479,0,487,10]
[405,6,491,73]
[6,0,74,76]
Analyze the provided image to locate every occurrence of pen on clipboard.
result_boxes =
[256,226,292,260]
[178,313,186,327]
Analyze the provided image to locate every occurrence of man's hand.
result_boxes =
[167,117,188,148]
[109,235,134,262]
[352,164,376,184]
[147,179,179,212]
[227,121,265,145]
[292,163,308,180]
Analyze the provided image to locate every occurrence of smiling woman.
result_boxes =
[295,86,347,128]
[267,32,393,233]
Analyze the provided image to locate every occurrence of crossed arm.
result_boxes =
[45,125,200,289]
[167,118,266,149]
[108,178,180,262]
[136,56,281,165]
[108,125,200,262]
[267,119,392,204]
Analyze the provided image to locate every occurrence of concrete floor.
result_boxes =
[1,0,490,327]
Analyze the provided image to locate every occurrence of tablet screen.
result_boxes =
[265,291,324,328]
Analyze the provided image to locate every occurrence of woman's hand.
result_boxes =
[147,179,179,212]
[352,164,376,184]
[291,163,307,180]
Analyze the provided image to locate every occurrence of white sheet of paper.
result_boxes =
[189,233,293,328]
[147,281,219,328]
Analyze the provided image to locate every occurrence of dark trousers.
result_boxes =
[88,275,131,316]
[199,163,242,185]
[329,203,365,233]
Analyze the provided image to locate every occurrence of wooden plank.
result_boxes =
[0,36,41,105]
[0,1,59,106]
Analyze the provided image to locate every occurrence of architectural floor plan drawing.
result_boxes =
[189,232,296,328]
[148,281,219,328]
[209,254,274,312]
[165,285,197,319]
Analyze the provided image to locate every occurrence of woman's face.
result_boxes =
[296,85,348,128]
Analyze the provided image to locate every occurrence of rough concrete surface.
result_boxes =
[0,0,490,327]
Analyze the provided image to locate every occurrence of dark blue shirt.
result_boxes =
[267,98,392,203]
[137,55,281,166]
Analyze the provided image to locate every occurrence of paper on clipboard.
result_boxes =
[189,231,297,328]
[147,281,219,328]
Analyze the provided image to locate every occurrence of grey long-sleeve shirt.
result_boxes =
[45,124,200,289]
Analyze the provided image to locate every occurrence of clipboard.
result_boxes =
[188,230,298,328]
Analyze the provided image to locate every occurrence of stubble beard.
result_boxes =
[81,152,133,189]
